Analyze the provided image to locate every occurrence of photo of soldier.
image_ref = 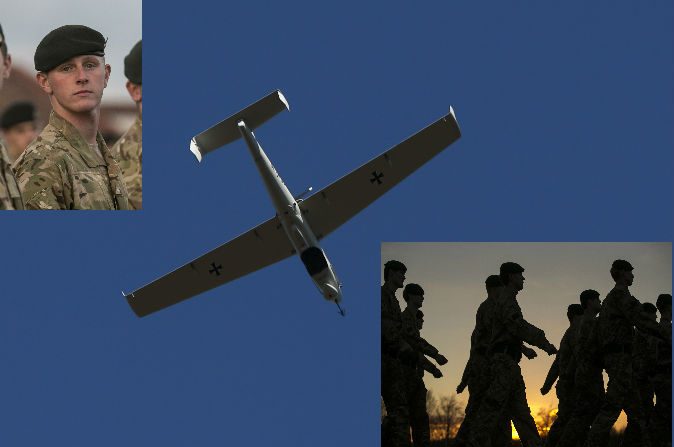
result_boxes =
[1,101,37,163]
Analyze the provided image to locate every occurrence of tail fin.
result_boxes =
[190,90,290,162]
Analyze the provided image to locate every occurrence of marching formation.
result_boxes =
[381,259,672,447]
[0,22,142,210]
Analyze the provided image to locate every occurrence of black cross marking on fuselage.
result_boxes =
[370,171,384,185]
[209,262,223,276]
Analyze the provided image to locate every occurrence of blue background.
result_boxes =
[1,1,672,445]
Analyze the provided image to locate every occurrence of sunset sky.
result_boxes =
[382,243,672,432]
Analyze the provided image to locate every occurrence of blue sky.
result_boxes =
[1,1,673,446]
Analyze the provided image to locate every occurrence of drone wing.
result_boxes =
[125,216,293,317]
[299,108,461,240]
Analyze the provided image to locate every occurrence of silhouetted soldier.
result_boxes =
[382,260,413,447]
[622,302,658,445]
[649,294,671,447]
[467,262,557,447]
[556,290,604,447]
[400,284,446,447]
[585,260,670,447]
[455,275,512,447]
[540,304,583,447]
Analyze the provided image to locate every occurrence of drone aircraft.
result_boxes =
[124,90,461,317]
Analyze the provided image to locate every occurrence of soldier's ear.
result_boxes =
[36,72,52,94]
[1,54,11,79]
[103,63,111,88]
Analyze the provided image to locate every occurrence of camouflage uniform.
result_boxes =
[543,318,581,447]
[382,286,411,447]
[467,292,554,447]
[0,142,24,209]
[649,318,671,447]
[401,307,436,447]
[556,313,605,447]
[585,287,669,447]
[110,116,142,209]
[455,295,512,447]
[13,111,130,210]
[622,327,657,445]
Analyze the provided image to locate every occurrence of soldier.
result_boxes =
[1,102,38,163]
[0,22,24,210]
[540,304,583,447]
[650,294,671,447]
[622,301,658,445]
[13,25,130,210]
[455,275,513,447]
[467,262,557,447]
[400,284,446,447]
[111,40,142,209]
[382,260,413,447]
[585,260,670,447]
[556,289,604,447]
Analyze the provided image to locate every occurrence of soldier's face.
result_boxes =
[37,55,110,114]
[624,270,634,286]
[589,297,601,313]
[2,121,37,159]
[511,272,525,291]
[408,293,424,308]
[390,269,405,288]
[0,53,11,90]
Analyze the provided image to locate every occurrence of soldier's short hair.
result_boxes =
[566,304,583,322]
[641,302,658,315]
[384,260,406,281]
[580,289,600,308]
[610,259,633,281]
[0,23,8,59]
[499,262,524,285]
[485,274,503,290]
[403,283,424,301]
[656,294,672,312]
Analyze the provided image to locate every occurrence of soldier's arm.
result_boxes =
[419,354,443,378]
[621,294,671,344]
[15,155,68,210]
[521,343,537,359]
[504,301,557,354]
[540,355,559,395]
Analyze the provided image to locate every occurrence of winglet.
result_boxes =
[190,138,203,163]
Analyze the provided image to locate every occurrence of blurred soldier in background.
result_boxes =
[382,260,413,447]
[455,275,512,447]
[650,294,671,447]
[0,22,24,209]
[400,284,446,447]
[111,40,142,209]
[467,262,557,447]
[13,25,129,210]
[540,303,583,447]
[622,302,658,445]
[585,260,670,447]
[556,289,603,447]
[1,101,37,163]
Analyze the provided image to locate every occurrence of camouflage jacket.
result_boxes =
[632,328,656,380]
[460,296,497,383]
[13,111,130,210]
[382,286,407,356]
[542,318,581,390]
[654,318,672,369]
[110,115,142,209]
[488,291,550,353]
[401,306,440,357]
[0,142,24,209]
[597,287,668,349]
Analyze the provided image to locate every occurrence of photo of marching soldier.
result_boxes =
[0,2,140,210]
[381,243,671,447]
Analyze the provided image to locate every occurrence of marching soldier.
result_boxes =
[585,260,670,447]
[0,22,24,210]
[540,304,583,447]
[13,25,130,210]
[467,262,557,447]
[382,260,413,447]
[111,40,142,209]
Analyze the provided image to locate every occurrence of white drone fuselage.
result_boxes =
[237,120,342,304]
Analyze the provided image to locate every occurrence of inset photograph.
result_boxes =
[381,242,671,446]
[0,2,141,210]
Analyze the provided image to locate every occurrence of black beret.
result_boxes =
[485,274,503,289]
[611,259,633,272]
[34,25,106,72]
[124,40,141,84]
[500,262,524,277]
[579,289,600,307]
[1,102,36,129]
[0,23,5,47]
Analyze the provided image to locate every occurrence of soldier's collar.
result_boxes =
[49,110,107,168]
